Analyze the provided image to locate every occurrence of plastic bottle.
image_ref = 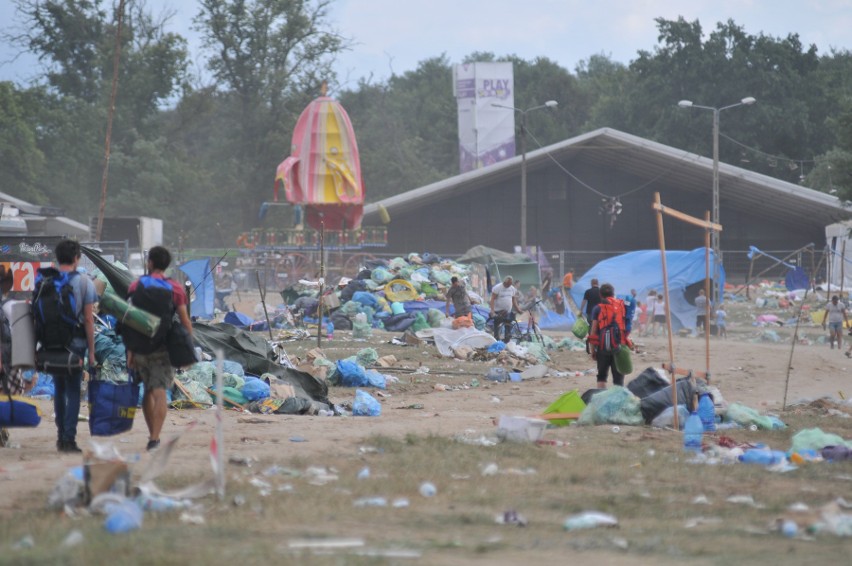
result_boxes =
[683,411,703,453]
[103,499,143,533]
[326,321,334,340]
[739,449,787,466]
[697,393,717,433]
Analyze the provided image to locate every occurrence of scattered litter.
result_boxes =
[496,509,528,527]
[684,516,723,529]
[61,530,84,548]
[692,495,710,505]
[353,497,388,507]
[179,511,206,525]
[726,495,765,508]
[419,482,437,497]
[563,512,618,531]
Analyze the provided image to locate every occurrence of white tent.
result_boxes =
[825,221,852,290]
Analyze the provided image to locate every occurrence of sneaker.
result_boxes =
[146,439,161,452]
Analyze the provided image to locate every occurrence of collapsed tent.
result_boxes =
[571,248,725,331]
[456,245,540,293]
[191,322,328,404]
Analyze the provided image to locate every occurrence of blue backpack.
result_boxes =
[33,267,81,350]
[119,276,175,354]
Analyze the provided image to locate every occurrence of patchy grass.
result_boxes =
[3,411,851,565]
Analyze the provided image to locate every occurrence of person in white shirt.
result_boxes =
[489,276,520,343]
[822,295,848,350]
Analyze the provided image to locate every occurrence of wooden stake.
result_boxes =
[317,221,325,349]
[704,211,711,382]
[654,192,679,429]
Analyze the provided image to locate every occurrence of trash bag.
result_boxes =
[571,317,589,339]
[353,389,381,416]
[352,291,379,308]
[340,279,368,303]
[411,313,430,332]
[525,342,550,363]
[241,377,270,401]
[430,268,451,285]
[222,360,245,377]
[472,312,486,331]
[426,308,446,328]
[330,310,353,330]
[183,362,215,388]
[613,346,632,374]
[542,390,586,426]
[364,370,387,389]
[335,359,368,387]
[581,388,606,405]
[371,267,394,284]
[577,386,643,426]
[725,402,775,430]
[355,348,379,367]
[174,380,213,404]
[353,320,373,339]
[222,373,245,390]
[651,405,690,429]
[790,428,851,452]
[639,378,696,424]
[384,279,419,302]
[626,367,669,399]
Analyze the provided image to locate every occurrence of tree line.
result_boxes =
[1,1,850,248]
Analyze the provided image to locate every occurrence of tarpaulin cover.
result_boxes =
[185,322,329,405]
[179,259,215,319]
[571,249,725,331]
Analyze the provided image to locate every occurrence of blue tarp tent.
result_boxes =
[179,259,215,319]
[571,248,725,331]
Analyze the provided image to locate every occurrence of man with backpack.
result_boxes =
[588,283,633,388]
[33,239,97,453]
[122,246,192,451]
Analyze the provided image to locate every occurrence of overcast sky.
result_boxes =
[1,0,851,89]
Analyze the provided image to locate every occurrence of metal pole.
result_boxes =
[520,111,528,251]
[712,108,721,307]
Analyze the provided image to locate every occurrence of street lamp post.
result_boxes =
[493,100,558,251]
[678,96,756,304]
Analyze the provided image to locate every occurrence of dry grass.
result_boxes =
[2,412,851,566]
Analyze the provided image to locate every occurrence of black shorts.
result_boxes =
[653,314,665,323]
[696,315,706,326]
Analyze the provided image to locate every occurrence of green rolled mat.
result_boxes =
[614,345,633,375]
[98,290,161,338]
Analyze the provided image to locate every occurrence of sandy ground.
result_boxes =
[1,298,850,515]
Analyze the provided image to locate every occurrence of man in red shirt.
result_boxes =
[126,246,193,451]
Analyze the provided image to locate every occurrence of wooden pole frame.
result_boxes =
[652,193,722,430]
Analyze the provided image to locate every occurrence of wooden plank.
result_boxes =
[205,387,247,411]
[534,412,582,421]
[652,202,722,232]
[661,363,709,381]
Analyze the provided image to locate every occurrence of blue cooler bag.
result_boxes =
[88,380,140,436]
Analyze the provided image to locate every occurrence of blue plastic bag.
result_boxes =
[222,360,245,377]
[353,389,381,416]
[336,360,368,387]
[352,291,379,308]
[241,377,270,401]
[364,370,387,389]
[487,341,507,353]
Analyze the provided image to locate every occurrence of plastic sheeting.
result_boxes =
[571,248,726,331]
[430,327,496,357]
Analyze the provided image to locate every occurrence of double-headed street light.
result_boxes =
[492,100,558,251]
[678,96,756,304]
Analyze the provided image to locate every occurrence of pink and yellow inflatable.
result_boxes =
[274,92,364,231]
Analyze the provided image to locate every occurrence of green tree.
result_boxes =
[0,82,46,200]
[192,0,348,230]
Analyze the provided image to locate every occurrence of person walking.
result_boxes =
[588,283,632,388]
[650,291,667,337]
[579,278,602,323]
[122,246,192,451]
[33,240,97,453]
[822,295,848,350]
[694,289,709,335]
[715,305,727,339]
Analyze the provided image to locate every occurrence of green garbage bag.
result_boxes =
[411,312,430,332]
[426,308,446,328]
[572,317,589,339]
[614,346,633,374]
